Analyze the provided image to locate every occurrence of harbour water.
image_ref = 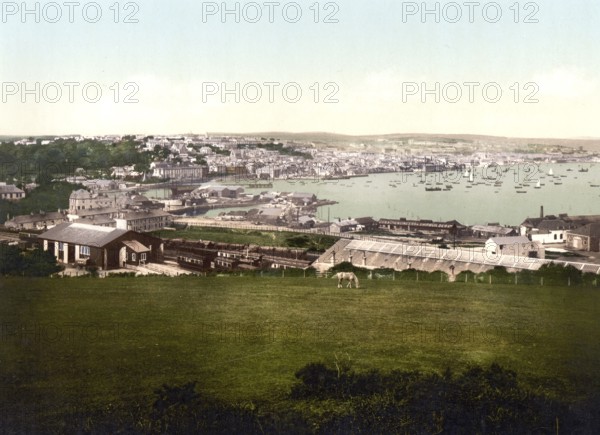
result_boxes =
[148,163,600,226]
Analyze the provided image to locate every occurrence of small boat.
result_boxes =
[516,190,527,193]
[579,167,589,173]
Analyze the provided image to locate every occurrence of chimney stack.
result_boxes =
[540,206,544,218]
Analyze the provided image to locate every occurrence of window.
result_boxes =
[141,253,147,261]
[131,253,136,262]
[79,246,90,256]
[58,242,64,251]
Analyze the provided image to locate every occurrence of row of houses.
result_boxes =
[5,189,173,232]
[150,162,207,180]
[5,208,174,233]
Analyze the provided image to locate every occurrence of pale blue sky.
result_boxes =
[1,1,599,137]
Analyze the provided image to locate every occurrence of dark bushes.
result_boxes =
[0,246,62,277]
[291,362,599,434]
[14,365,600,434]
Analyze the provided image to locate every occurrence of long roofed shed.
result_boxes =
[40,222,128,247]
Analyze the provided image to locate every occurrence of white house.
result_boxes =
[69,189,115,212]
[520,215,577,245]
[151,162,206,180]
[0,183,25,201]
[485,236,544,259]
[330,219,359,234]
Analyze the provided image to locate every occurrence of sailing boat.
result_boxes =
[548,168,554,176]
[534,180,541,189]
[469,171,474,183]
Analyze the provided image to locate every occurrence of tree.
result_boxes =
[0,245,24,275]
[21,249,62,277]
[0,246,61,277]
[153,145,171,160]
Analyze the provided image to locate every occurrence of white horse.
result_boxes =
[334,272,360,288]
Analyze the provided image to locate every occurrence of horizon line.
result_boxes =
[2,131,600,142]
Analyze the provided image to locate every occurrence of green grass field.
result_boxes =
[1,276,599,429]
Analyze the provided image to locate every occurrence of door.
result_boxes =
[119,247,127,268]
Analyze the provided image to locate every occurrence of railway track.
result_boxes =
[0,231,20,242]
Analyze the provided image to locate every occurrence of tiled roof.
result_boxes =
[471,225,514,235]
[0,184,24,194]
[74,207,117,217]
[39,223,128,247]
[487,236,531,245]
[537,219,574,231]
[122,240,150,253]
[117,210,171,220]
[569,223,600,238]
[7,212,66,224]
[69,189,91,199]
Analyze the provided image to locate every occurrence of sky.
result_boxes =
[1,0,599,137]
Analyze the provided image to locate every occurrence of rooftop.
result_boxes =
[487,236,531,245]
[39,222,128,247]
[569,223,600,238]
[0,184,25,194]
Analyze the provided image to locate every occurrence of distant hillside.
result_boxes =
[216,132,600,151]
